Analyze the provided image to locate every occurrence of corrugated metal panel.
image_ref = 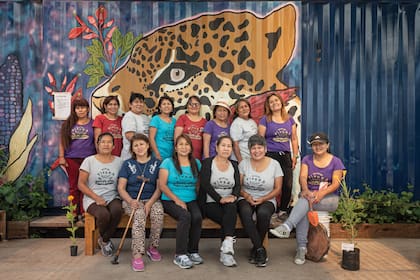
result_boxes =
[301,1,420,199]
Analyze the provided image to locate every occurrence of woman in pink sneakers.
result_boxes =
[118,133,164,272]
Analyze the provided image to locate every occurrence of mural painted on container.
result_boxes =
[0,2,301,206]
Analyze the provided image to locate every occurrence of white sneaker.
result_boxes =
[220,236,236,255]
[269,224,291,238]
[294,247,307,265]
[220,252,237,267]
[173,254,193,269]
[188,253,203,265]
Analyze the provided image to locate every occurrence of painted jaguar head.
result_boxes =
[91,4,297,120]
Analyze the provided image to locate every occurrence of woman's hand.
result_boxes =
[129,198,140,210]
[220,195,236,204]
[175,199,187,210]
[95,197,107,206]
[301,189,313,201]
[59,157,68,167]
[312,191,326,204]
[252,197,264,205]
[144,200,153,216]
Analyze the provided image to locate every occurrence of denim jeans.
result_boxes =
[284,193,339,248]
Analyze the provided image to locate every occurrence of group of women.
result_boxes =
[59,92,345,271]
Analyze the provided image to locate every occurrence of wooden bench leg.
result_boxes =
[84,213,95,256]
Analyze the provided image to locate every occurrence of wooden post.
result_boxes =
[0,210,5,241]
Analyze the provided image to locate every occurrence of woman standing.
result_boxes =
[78,132,123,257]
[93,95,123,156]
[121,93,150,160]
[149,96,176,160]
[270,132,345,265]
[230,98,257,162]
[174,96,207,160]
[238,134,283,267]
[203,100,231,159]
[198,136,240,267]
[118,133,163,272]
[159,134,203,269]
[59,98,96,219]
[258,93,298,216]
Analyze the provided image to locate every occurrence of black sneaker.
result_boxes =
[255,247,267,267]
[248,247,256,264]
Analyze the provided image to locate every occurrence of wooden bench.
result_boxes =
[85,212,268,255]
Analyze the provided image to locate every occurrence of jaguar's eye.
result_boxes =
[170,68,185,83]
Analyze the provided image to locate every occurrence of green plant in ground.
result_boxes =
[0,172,51,221]
[358,184,420,224]
[333,177,364,244]
[62,195,78,245]
[332,184,420,225]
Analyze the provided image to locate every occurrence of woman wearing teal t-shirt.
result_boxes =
[159,134,203,269]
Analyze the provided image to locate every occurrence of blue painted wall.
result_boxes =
[300,2,420,199]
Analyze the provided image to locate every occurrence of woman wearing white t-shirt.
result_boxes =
[238,134,283,267]
[121,93,150,160]
[78,132,123,257]
[230,98,257,162]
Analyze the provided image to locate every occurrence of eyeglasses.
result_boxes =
[188,102,200,107]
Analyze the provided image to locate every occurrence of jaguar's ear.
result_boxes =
[261,4,297,70]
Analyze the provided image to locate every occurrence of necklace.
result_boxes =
[135,158,150,181]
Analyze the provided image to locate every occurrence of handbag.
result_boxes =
[306,200,330,262]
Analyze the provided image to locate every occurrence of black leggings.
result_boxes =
[203,202,237,239]
[266,151,293,212]
[237,199,274,249]
[87,198,122,242]
[162,200,202,255]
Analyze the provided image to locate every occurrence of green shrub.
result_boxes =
[332,184,420,224]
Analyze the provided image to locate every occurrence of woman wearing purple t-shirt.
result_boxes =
[203,100,231,159]
[270,132,345,265]
[258,93,298,215]
[59,98,96,218]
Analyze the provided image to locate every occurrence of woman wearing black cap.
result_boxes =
[270,132,345,265]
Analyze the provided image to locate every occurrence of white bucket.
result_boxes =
[316,211,331,237]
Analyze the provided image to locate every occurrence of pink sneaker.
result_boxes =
[146,247,162,262]
[132,257,144,272]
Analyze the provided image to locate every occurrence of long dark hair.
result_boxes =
[60,98,90,150]
[155,95,174,117]
[172,134,199,177]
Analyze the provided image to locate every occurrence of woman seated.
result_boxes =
[118,133,163,272]
[158,134,203,269]
[270,132,345,265]
[198,135,240,267]
[238,134,283,267]
[78,132,123,257]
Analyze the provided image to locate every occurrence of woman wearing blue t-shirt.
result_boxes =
[118,133,163,272]
[159,134,203,269]
[149,96,176,160]
[270,132,345,265]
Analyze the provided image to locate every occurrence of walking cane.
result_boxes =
[111,175,149,264]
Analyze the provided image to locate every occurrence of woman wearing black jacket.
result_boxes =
[198,135,240,267]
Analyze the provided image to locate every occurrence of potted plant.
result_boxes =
[0,167,51,239]
[63,195,79,256]
[336,175,364,271]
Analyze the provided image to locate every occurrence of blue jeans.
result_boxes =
[284,193,339,248]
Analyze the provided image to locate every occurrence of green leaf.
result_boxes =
[87,74,102,88]
[112,28,123,55]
